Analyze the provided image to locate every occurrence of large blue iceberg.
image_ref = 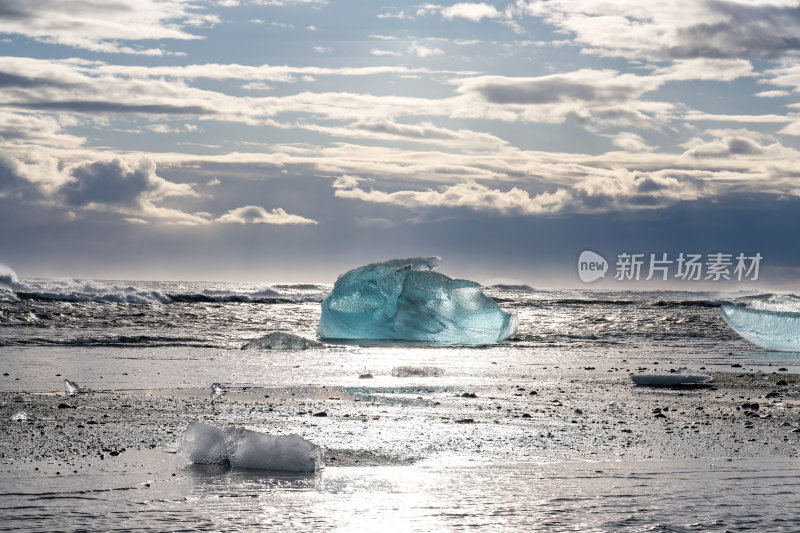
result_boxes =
[318,257,517,344]
[720,294,800,351]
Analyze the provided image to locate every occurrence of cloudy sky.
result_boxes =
[1,0,800,287]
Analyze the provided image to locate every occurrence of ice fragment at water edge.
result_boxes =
[179,421,323,472]
[241,332,322,350]
[64,379,80,397]
[720,295,800,351]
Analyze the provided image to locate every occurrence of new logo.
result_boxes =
[578,250,608,283]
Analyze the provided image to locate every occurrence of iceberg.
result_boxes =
[721,298,800,352]
[318,257,517,344]
[179,421,323,472]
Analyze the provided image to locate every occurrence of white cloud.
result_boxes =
[299,119,508,149]
[755,90,790,98]
[778,120,800,136]
[332,175,364,189]
[0,56,474,87]
[241,81,273,91]
[333,166,714,216]
[653,58,754,82]
[371,49,403,57]
[410,42,445,57]
[252,0,328,5]
[0,151,71,197]
[680,129,784,158]
[216,205,317,224]
[146,123,199,134]
[611,132,653,153]
[377,10,407,19]
[0,110,85,149]
[419,3,503,22]
[683,112,792,123]
[0,0,217,55]
[335,181,572,214]
[313,46,332,53]
[763,64,800,94]
[354,217,397,228]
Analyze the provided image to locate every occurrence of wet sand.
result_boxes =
[2,370,799,467]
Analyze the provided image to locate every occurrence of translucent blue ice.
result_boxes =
[318,257,518,344]
[720,294,800,351]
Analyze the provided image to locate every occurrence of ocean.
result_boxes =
[2,277,800,531]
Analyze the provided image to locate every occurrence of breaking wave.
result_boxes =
[0,275,328,305]
[734,293,800,313]
[0,264,18,287]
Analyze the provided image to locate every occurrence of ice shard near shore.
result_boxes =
[720,294,800,351]
[318,257,517,344]
[179,421,323,472]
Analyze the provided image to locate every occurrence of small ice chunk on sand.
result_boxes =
[64,379,80,397]
[11,411,30,421]
[210,382,226,398]
[179,421,323,472]
[391,366,445,377]
[241,332,323,350]
[631,368,712,386]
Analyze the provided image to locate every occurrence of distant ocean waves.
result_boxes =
[0,275,764,349]
[2,334,218,348]
[0,276,329,305]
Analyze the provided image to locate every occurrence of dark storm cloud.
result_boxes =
[0,72,72,89]
[0,156,44,200]
[63,159,158,207]
[669,1,800,59]
[0,156,24,191]
[0,0,33,18]
[477,78,599,105]
[468,75,648,105]
[683,134,772,159]
[15,101,211,115]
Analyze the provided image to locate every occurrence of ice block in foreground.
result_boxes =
[179,421,323,472]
